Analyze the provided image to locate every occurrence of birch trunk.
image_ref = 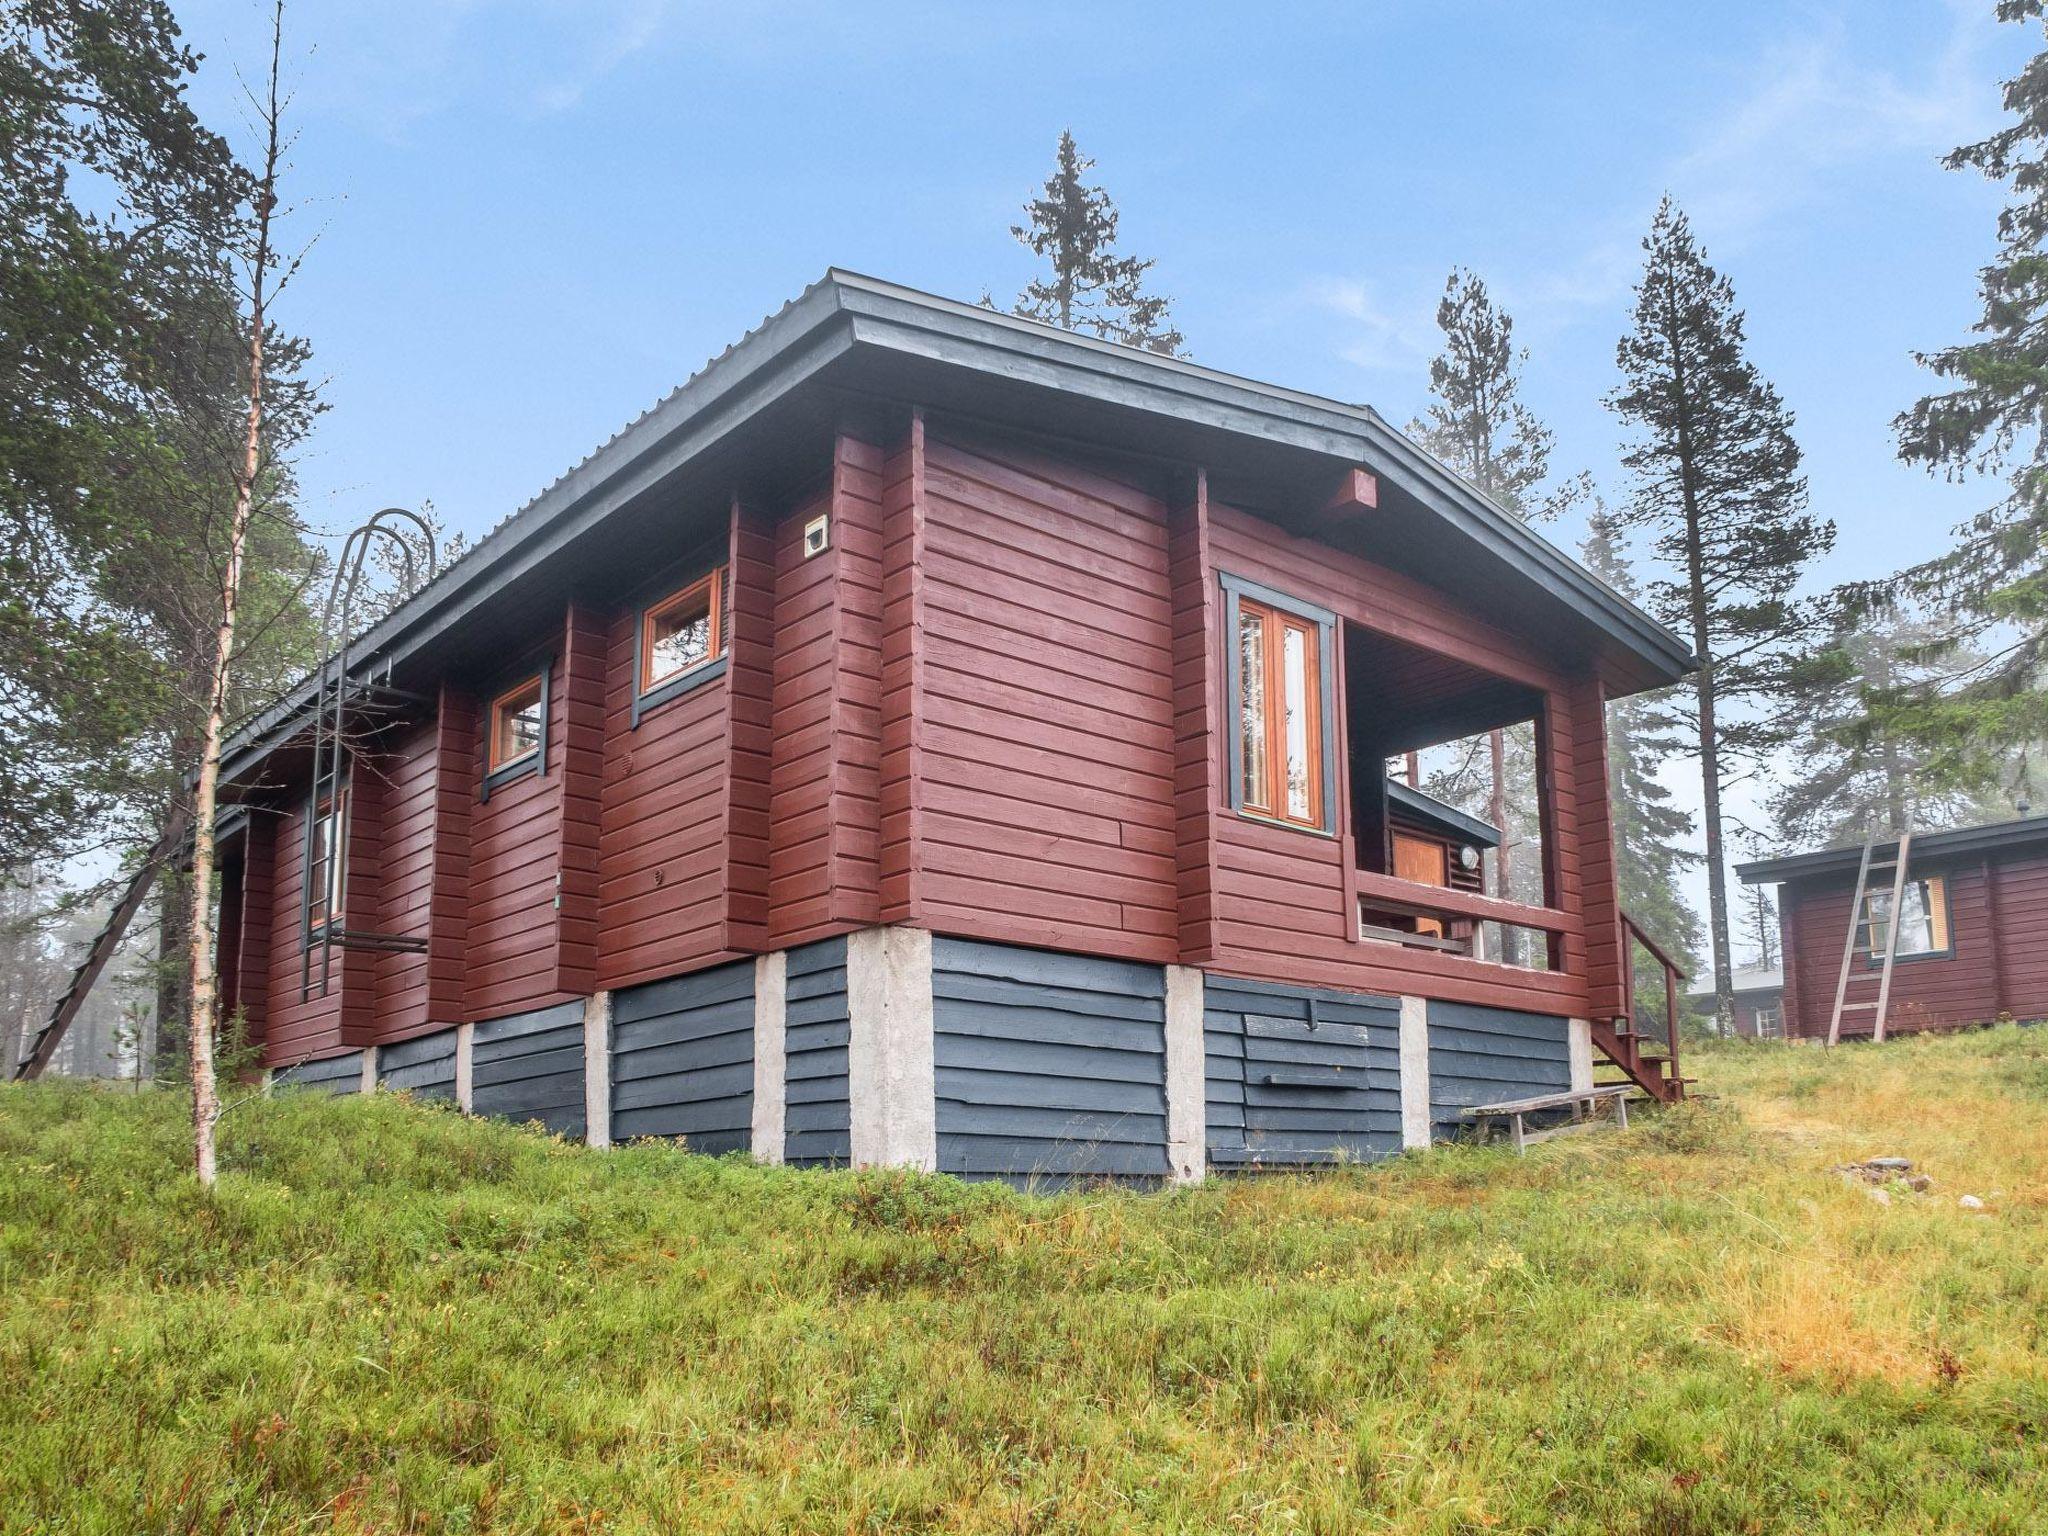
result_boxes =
[187,5,284,1185]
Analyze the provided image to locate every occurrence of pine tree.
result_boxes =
[1884,1,2048,784]
[1004,131,1184,355]
[1411,269,1586,521]
[0,0,322,871]
[1606,197,1834,1034]
[1411,269,1586,959]
[1580,502,1702,977]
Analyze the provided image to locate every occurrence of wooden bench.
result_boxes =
[1464,1085,1633,1154]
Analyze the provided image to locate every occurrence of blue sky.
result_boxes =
[172,0,2032,956]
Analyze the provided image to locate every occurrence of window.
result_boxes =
[1226,580,1331,832]
[308,787,348,932]
[640,568,725,695]
[1859,875,1950,959]
[1752,1003,1784,1040]
[489,674,546,774]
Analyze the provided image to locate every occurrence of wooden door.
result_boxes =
[1392,832,1449,937]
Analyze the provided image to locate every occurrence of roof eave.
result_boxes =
[222,270,1696,782]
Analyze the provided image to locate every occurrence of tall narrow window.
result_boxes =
[1233,594,1326,831]
[308,787,348,932]
[640,568,724,696]
[489,674,545,774]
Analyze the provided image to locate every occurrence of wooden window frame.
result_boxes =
[307,785,348,934]
[482,665,550,798]
[1859,873,1952,965]
[1221,573,1337,836]
[632,564,729,726]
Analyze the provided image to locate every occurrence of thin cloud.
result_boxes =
[533,0,671,114]
[1302,276,1440,375]
[1521,2,1999,326]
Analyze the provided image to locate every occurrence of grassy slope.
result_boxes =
[3,1031,2046,1535]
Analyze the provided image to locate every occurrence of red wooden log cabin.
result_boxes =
[210,273,1697,1180]
[1739,815,2048,1041]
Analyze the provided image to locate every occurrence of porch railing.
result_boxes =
[1351,869,1576,967]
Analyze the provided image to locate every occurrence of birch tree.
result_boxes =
[187,1,298,1183]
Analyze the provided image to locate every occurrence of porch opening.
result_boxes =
[1342,623,1558,967]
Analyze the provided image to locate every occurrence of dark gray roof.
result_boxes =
[1737,815,2048,883]
[222,270,1695,784]
[1386,782,1501,849]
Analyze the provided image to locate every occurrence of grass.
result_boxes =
[3,1030,2047,1534]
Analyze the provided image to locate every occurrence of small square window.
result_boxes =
[489,675,545,774]
[640,569,724,695]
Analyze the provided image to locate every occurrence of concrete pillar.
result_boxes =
[359,1046,378,1096]
[1163,964,1206,1184]
[846,925,936,1171]
[583,991,613,1149]
[751,951,788,1165]
[455,1021,474,1113]
[1399,995,1432,1151]
[1567,1017,1595,1094]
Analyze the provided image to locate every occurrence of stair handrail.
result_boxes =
[1620,910,1686,1096]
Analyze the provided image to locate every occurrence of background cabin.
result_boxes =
[1686,965,1784,1039]
[209,272,1696,1181]
[1739,815,2048,1039]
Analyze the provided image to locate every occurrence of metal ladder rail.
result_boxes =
[299,509,438,1002]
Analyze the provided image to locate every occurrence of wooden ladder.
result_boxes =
[1827,826,1913,1047]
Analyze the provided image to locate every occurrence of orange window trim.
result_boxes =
[639,567,725,695]
[1239,598,1324,830]
[487,675,544,773]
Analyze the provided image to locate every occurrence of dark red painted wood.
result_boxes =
[229,813,276,1050]
[235,409,1656,1053]
[1776,847,2048,1037]
[724,494,776,950]
[555,602,607,996]
[878,415,927,926]
[465,645,575,1022]
[907,425,1179,964]
[1168,469,1221,963]
[592,563,737,993]
[427,685,476,1027]
[370,719,442,1042]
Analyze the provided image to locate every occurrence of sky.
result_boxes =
[169,0,2035,970]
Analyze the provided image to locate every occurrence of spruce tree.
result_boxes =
[1772,609,2002,848]
[1885,1,2048,783]
[1606,197,1834,1034]
[1580,502,1702,981]
[1004,131,1183,355]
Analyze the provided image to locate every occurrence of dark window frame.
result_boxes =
[631,562,729,728]
[1220,571,1338,837]
[481,658,553,800]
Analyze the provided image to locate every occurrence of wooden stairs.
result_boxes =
[1594,911,1689,1104]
